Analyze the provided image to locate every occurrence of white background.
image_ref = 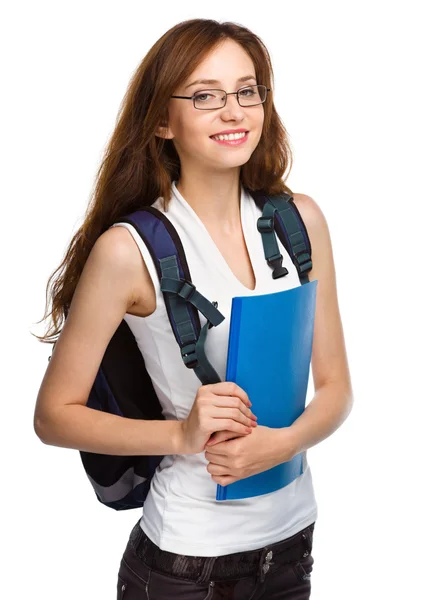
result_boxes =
[2,1,424,598]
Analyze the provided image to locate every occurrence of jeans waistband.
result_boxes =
[129,520,315,584]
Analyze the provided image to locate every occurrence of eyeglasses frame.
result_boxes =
[170,84,271,110]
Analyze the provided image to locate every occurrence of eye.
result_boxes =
[194,92,213,102]
[193,89,224,103]
[239,86,256,96]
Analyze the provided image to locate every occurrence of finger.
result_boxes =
[207,463,229,475]
[213,396,258,421]
[210,407,257,428]
[211,382,251,406]
[206,435,225,446]
[213,475,236,486]
[207,419,253,437]
[205,446,228,459]
[207,429,250,445]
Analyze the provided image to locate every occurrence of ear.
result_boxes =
[155,120,175,140]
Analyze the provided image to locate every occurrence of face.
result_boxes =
[157,39,265,174]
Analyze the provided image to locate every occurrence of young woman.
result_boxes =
[33,18,353,600]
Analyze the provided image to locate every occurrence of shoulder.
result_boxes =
[92,226,142,275]
[291,192,328,235]
[90,226,153,310]
[290,194,353,397]
[291,192,333,282]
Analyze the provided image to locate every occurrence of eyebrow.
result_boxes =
[184,75,257,90]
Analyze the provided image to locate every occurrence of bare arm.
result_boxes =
[33,226,184,456]
[281,194,354,456]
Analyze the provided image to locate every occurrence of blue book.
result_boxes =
[216,279,318,501]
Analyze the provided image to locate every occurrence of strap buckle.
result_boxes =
[257,216,274,233]
[267,255,289,279]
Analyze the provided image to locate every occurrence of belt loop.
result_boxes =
[196,556,217,584]
[129,519,143,551]
[134,527,157,565]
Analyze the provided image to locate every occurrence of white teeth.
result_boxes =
[211,132,247,141]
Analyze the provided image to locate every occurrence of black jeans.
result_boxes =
[117,519,315,599]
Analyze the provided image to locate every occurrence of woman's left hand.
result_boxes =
[204,425,297,486]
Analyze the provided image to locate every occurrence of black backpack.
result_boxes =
[49,190,312,510]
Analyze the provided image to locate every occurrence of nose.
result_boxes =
[221,92,245,119]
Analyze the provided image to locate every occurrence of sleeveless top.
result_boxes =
[109,180,318,556]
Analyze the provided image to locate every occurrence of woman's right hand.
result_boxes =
[179,382,258,454]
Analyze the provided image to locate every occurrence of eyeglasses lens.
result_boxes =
[194,85,267,109]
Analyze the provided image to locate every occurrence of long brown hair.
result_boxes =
[32,18,294,344]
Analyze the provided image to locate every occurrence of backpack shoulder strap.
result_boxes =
[250,190,313,285]
[118,207,225,384]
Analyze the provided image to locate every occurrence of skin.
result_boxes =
[204,191,354,485]
[156,38,265,239]
[34,39,353,487]
[156,38,353,484]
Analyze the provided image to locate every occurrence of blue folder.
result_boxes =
[216,279,318,501]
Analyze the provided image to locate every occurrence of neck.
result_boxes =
[175,170,242,235]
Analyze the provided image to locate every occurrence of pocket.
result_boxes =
[204,581,215,600]
[117,575,127,599]
[117,555,150,599]
[147,569,216,600]
[116,571,149,600]
[291,553,314,583]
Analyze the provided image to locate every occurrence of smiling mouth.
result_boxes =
[209,133,250,148]
[210,131,249,140]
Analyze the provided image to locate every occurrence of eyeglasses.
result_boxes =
[170,84,270,110]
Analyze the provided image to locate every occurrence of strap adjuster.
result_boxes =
[208,301,219,329]
[181,342,198,368]
[177,280,196,302]
[295,251,312,273]
[257,216,274,233]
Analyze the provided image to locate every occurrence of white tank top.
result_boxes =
[110,180,318,556]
